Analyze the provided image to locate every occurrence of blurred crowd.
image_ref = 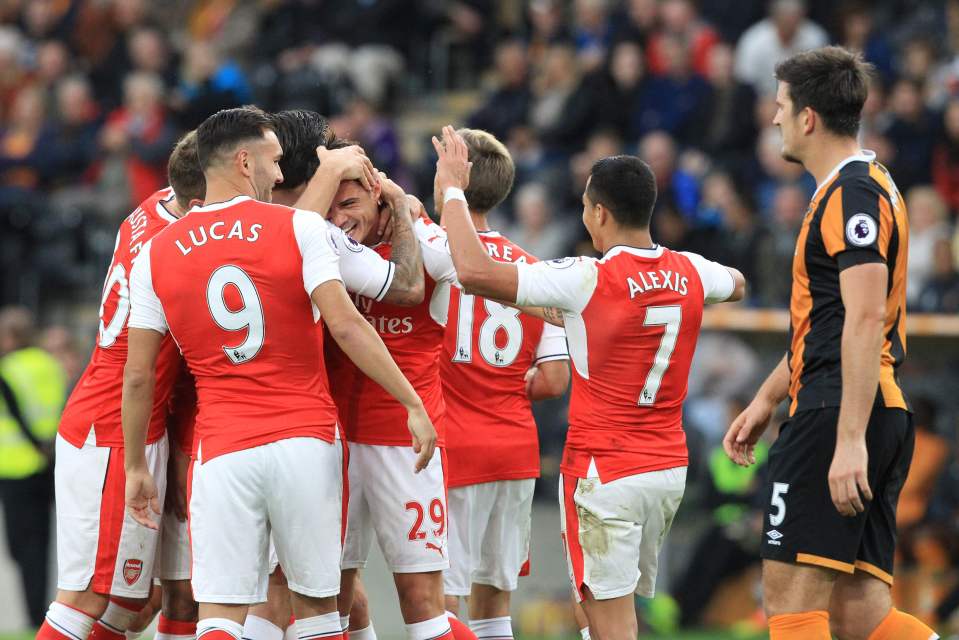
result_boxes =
[1,0,959,633]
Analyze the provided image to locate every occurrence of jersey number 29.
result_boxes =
[206,265,265,364]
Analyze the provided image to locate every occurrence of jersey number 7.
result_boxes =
[638,305,681,406]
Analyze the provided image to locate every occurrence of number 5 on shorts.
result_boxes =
[770,482,789,527]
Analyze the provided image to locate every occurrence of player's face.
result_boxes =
[329,180,380,245]
[250,130,284,203]
[773,81,803,165]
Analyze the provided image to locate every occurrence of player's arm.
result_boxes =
[296,210,435,472]
[818,177,892,515]
[830,262,886,515]
[433,126,520,302]
[526,360,570,400]
[724,354,789,467]
[294,145,377,216]
[122,244,167,529]
[313,281,436,472]
[378,175,425,305]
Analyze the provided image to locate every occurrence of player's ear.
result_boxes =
[237,149,251,176]
[802,106,816,136]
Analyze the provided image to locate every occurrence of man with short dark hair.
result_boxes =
[723,46,935,640]
[123,107,436,640]
[435,126,744,640]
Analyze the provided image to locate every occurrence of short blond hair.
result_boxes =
[457,128,515,213]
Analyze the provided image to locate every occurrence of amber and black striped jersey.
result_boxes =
[787,151,909,416]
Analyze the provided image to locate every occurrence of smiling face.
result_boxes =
[328,179,382,245]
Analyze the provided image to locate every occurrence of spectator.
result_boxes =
[837,1,895,83]
[700,172,766,293]
[468,39,531,141]
[749,126,815,216]
[881,78,937,193]
[530,44,583,150]
[571,0,613,72]
[898,36,939,84]
[906,186,951,303]
[0,27,31,123]
[332,98,409,188]
[932,99,959,213]
[99,71,176,210]
[566,40,648,142]
[35,39,71,92]
[174,41,252,129]
[0,306,67,627]
[506,182,573,259]
[0,86,48,191]
[609,0,658,46]
[43,75,101,187]
[526,0,573,68]
[646,0,720,78]
[916,237,959,313]
[635,33,710,144]
[734,0,829,96]
[127,26,177,89]
[689,43,758,162]
[755,183,807,307]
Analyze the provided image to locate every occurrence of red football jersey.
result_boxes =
[441,231,569,488]
[59,188,181,448]
[128,196,343,462]
[515,246,736,482]
[325,220,458,446]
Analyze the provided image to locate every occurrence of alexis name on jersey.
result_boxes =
[627,269,689,298]
[353,291,414,335]
[173,220,263,255]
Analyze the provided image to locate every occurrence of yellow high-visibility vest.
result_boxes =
[0,347,67,479]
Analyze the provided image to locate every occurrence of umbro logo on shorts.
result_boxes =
[766,530,783,546]
[122,558,143,585]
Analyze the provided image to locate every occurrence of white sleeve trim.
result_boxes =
[534,320,569,363]
[128,240,168,334]
[324,221,395,301]
[681,251,736,304]
[515,258,597,313]
[293,209,342,296]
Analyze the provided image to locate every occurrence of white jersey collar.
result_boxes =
[812,149,876,201]
[155,187,179,222]
[189,195,252,213]
[602,244,664,262]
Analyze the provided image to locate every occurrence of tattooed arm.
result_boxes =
[379,178,425,306]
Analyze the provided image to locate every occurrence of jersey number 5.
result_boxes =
[206,265,265,364]
[452,293,524,367]
[638,305,681,406]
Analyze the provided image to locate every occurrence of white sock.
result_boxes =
[197,618,244,640]
[469,616,512,639]
[405,614,451,640]
[349,625,377,640]
[338,616,349,632]
[242,615,283,640]
[46,602,97,640]
[294,613,341,639]
[580,628,591,640]
[96,601,139,635]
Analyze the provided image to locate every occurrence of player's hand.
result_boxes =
[524,366,538,397]
[316,145,377,192]
[375,172,406,242]
[723,397,774,467]
[432,125,471,194]
[407,194,430,223]
[164,447,190,522]
[126,466,161,530]
[829,437,872,517]
[407,405,437,473]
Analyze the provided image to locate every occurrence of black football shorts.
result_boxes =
[760,405,913,584]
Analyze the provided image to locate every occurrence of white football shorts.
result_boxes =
[444,478,535,597]
[560,466,686,601]
[342,444,448,573]
[55,432,169,598]
[190,436,345,603]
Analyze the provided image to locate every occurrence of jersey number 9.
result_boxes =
[206,265,265,364]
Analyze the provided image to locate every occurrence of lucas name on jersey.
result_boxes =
[353,291,413,335]
[174,220,263,256]
[627,269,689,298]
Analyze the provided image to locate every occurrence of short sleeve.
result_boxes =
[534,321,569,363]
[414,218,458,285]
[293,209,343,295]
[325,221,394,301]
[515,257,598,313]
[128,241,168,334]
[819,177,890,271]
[680,251,736,304]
